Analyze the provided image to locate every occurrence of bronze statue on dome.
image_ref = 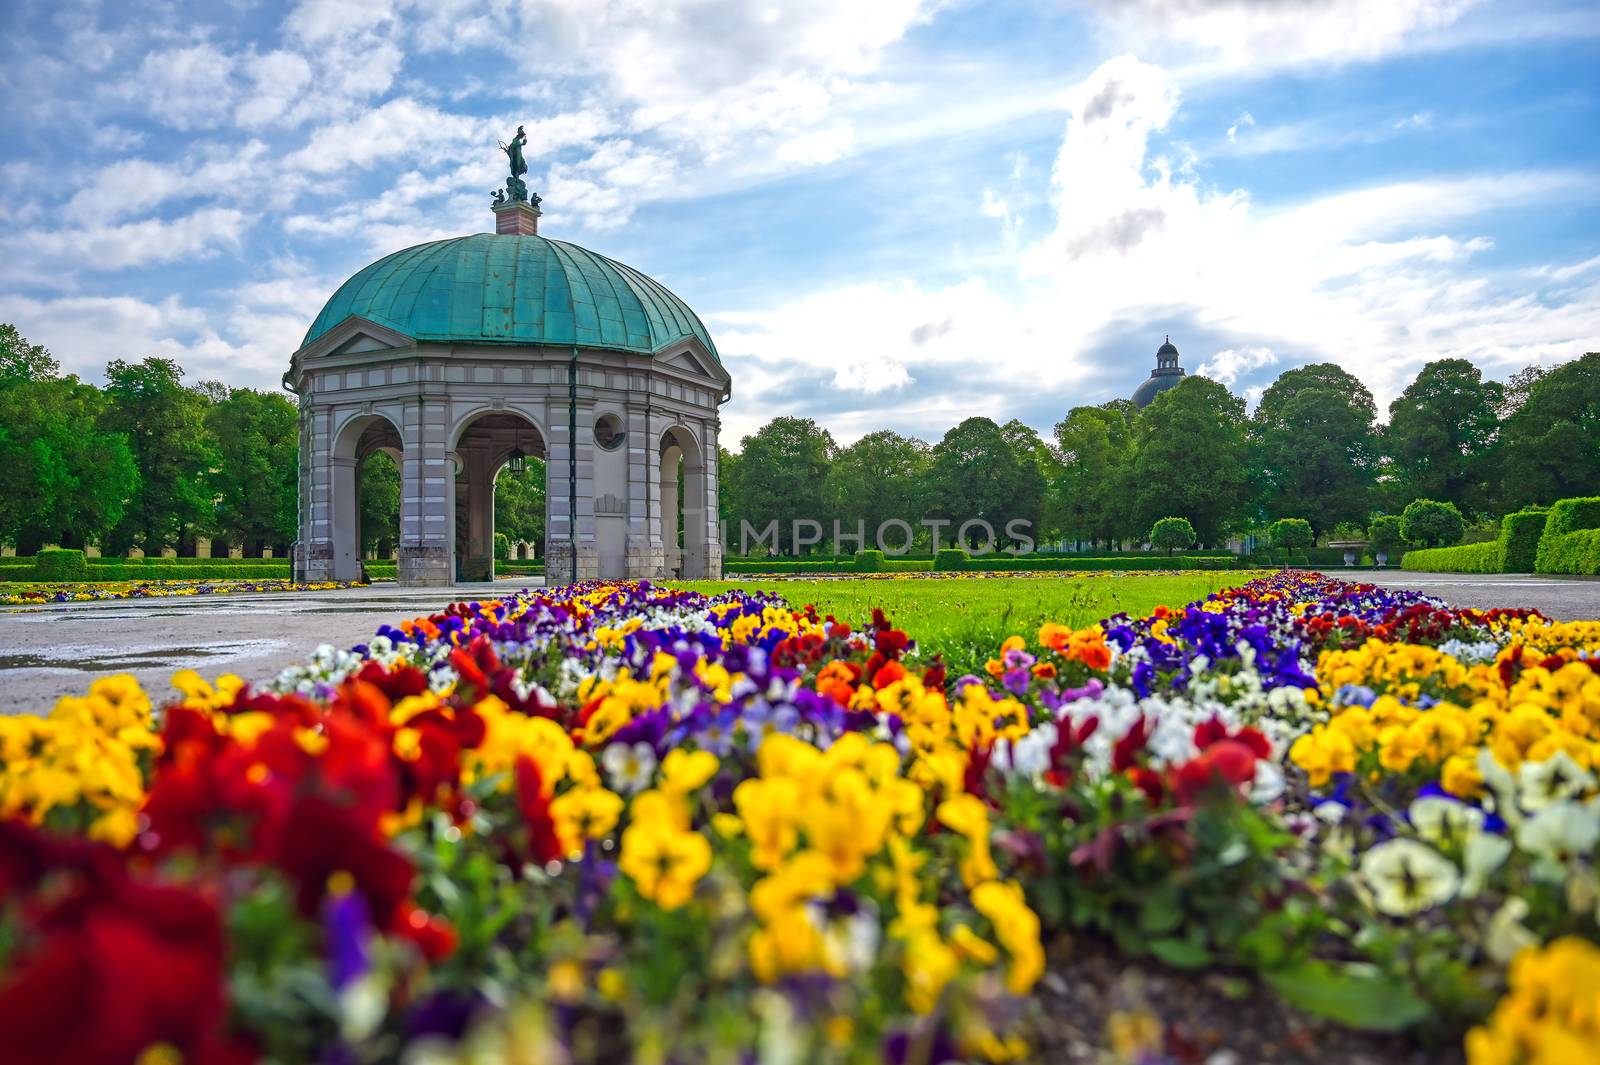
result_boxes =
[496,125,531,205]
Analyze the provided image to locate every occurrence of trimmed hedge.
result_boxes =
[934,549,968,571]
[853,550,886,572]
[723,561,852,575]
[1500,509,1548,573]
[1402,541,1504,574]
[1536,496,1600,575]
[34,549,88,582]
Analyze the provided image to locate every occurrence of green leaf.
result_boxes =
[1137,887,1184,934]
[1265,961,1430,1031]
[1148,935,1212,968]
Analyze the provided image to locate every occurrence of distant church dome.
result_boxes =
[1133,335,1186,408]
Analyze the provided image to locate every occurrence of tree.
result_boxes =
[925,417,1043,550]
[1498,353,1600,510]
[99,358,218,553]
[205,388,298,554]
[358,451,401,557]
[1368,515,1406,558]
[723,417,836,553]
[1383,359,1504,515]
[0,323,59,383]
[1150,516,1195,555]
[1253,364,1379,533]
[1053,402,1138,547]
[495,458,546,553]
[0,374,138,552]
[1002,419,1064,542]
[1130,377,1252,545]
[825,430,931,542]
[1269,518,1314,552]
[1400,498,1465,548]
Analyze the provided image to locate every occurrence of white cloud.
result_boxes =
[1195,346,1278,386]
[1079,0,1483,70]
[236,50,315,128]
[135,44,238,130]
[1225,110,1254,141]
[0,208,251,284]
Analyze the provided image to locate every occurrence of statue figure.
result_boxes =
[495,125,533,205]
[501,125,528,181]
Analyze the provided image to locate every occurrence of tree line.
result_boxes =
[0,325,545,557]
[720,354,1600,553]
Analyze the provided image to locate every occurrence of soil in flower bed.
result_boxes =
[1035,936,1465,1065]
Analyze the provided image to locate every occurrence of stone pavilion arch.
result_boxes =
[659,423,712,578]
[286,154,730,587]
[450,409,547,582]
[329,411,403,583]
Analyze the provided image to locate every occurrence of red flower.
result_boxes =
[515,755,563,865]
[395,901,459,963]
[1193,716,1271,760]
[1172,740,1260,807]
[1111,715,1153,772]
[275,793,415,927]
[0,822,249,1065]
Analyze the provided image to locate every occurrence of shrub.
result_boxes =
[1499,508,1548,573]
[33,549,88,582]
[1402,541,1504,574]
[1269,519,1314,551]
[853,549,885,572]
[881,559,935,573]
[1400,499,1465,547]
[1150,517,1196,556]
[1536,496,1600,575]
[494,532,510,560]
[934,548,968,571]
[1368,516,1405,556]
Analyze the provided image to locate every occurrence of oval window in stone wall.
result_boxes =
[594,413,626,451]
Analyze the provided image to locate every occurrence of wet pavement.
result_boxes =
[1329,570,1600,621]
[0,581,543,713]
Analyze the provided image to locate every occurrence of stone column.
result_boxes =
[698,417,723,578]
[300,405,336,582]
[544,385,599,584]
[398,395,452,586]
[625,402,665,577]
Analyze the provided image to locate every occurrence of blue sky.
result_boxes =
[1,0,1597,446]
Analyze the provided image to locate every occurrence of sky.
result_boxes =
[1,0,1597,448]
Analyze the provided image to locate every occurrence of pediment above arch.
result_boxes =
[655,341,728,386]
[297,315,416,361]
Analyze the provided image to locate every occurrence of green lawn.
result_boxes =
[671,572,1261,676]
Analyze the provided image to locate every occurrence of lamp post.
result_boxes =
[507,447,527,475]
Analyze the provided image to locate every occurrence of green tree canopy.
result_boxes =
[1368,514,1406,553]
[1252,363,1379,533]
[724,417,836,551]
[1269,517,1314,551]
[1150,516,1195,555]
[1383,358,1503,514]
[495,457,547,552]
[358,451,400,557]
[1052,402,1138,547]
[0,374,138,553]
[1131,377,1252,545]
[0,323,59,383]
[1498,353,1600,510]
[99,358,218,553]
[825,430,931,540]
[1400,498,1465,548]
[205,388,298,553]
[925,416,1043,549]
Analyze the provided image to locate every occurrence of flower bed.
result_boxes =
[1,574,1597,1063]
[0,577,369,605]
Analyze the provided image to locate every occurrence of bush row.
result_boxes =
[1535,497,1600,575]
[723,552,1250,575]
[1400,541,1504,574]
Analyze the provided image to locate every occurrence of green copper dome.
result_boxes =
[302,233,718,361]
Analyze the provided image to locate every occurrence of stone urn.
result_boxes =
[1326,540,1368,568]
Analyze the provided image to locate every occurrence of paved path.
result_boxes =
[0,581,543,714]
[1333,570,1600,622]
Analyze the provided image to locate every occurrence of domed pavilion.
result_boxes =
[1132,336,1186,408]
[286,137,729,586]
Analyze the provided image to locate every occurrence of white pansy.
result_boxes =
[995,723,1056,780]
[1515,801,1600,880]
[1408,795,1485,845]
[1484,897,1540,965]
[428,666,457,695]
[1461,831,1513,897]
[1477,748,1523,828]
[1516,751,1597,811]
[1357,838,1460,916]
[602,741,658,794]
[1249,759,1285,804]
